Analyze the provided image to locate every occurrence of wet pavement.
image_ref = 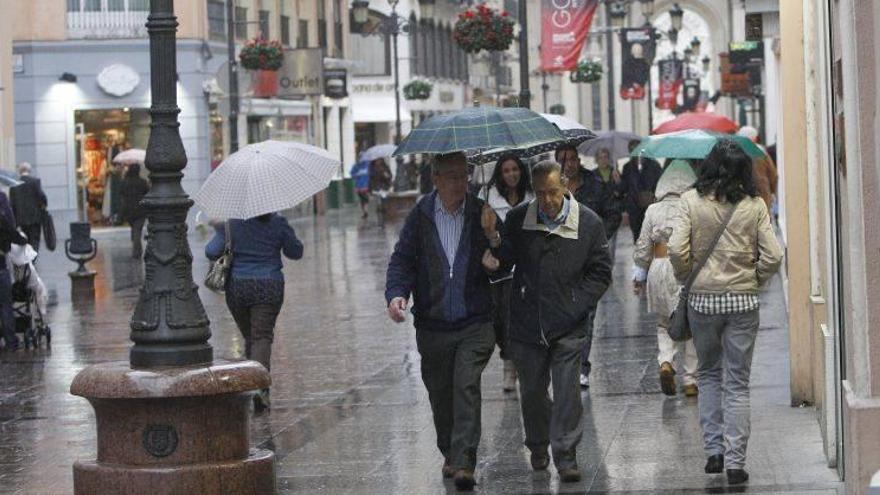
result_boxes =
[0,208,841,494]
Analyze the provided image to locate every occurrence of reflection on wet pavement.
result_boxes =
[0,210,840,494]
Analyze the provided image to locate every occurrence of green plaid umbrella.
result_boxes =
[392,106,564,157]
[630,130,766,160]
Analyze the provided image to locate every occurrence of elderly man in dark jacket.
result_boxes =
[385,152,497,492]
[481,160,612,483]
[10,162,47,251]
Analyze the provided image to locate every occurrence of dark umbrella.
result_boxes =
[392,106,564,157]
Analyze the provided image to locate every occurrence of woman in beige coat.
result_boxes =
[669,140,783,486]
[632,160,699,397]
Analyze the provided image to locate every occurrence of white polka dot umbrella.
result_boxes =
[193,140,340,220]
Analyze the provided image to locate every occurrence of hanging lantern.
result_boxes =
[669,3,684,31]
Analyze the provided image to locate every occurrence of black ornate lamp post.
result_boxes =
[518,0,531,109]
[70,2,274,492]
[352,0,410,146]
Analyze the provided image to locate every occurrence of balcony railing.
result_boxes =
[67,5,149,39]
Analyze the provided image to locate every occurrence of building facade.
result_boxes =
[11,0,353,224]
[780,0,880,492]
[0,1,16,170]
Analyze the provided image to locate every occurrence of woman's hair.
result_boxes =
[126,163,141,178]
[694,139,757,203]
[489,153,531,199]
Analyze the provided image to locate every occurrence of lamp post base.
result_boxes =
[70,359,275,495]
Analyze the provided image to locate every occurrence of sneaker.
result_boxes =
[659,361,677,396]
[559,467,581,483]
[530,451,550,471]
[502,361,517,392]
[704,454,724,474]
[453,469,476,491]
[579,373,590,388]
[726,468,749,485]
[683,383,699,397]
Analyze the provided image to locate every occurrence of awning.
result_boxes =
[242,98,312,117]
[352,96,412,123]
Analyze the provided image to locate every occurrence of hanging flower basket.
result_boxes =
[570,59,604,84]
[239,38,284,71]
[252,70,279,98]
[403,79,433,100]
[453,4,515,54]
[549,104,566,115]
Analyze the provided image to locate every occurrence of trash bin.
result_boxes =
[343,177,356,204]
[327,180,342,209]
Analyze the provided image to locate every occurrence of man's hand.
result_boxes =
[612,168,622,184]
[633,280,645,296]
[482,249,500,272]
[481,204,498,237]
[387,297,408,323]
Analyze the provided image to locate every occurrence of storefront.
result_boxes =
[13,39,222,226]
[74,108,151,225]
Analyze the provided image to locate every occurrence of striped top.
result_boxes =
[434,196,465,267]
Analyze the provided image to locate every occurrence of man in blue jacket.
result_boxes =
[385,152,496,492]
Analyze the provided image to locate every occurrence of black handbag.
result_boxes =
[668,203,738,342]
[41,210,57,251]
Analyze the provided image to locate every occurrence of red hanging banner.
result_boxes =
[540,0,599,72]
[655,59,683,110]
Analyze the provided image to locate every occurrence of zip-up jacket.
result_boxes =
[385,192,495,332]
[494,196,613,346]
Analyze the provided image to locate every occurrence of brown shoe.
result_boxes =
[559,467,581,483]
[659,361,677,396]
[441,459,455,479]
[453,469,476,491]
[683,383,699,397]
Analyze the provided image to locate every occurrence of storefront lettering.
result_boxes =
[280,76,321,90]
[352,83,397,94]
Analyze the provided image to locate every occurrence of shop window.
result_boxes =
[746,13,763,41]
[84,0,101,11]
[74,108,151,227]
[129,0,149,11]
[208,0,226,41]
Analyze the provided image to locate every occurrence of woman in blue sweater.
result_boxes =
[206,213,303,411]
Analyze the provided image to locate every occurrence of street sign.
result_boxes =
[278,48,324,97]
[324,68,347,99]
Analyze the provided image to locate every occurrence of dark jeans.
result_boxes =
[0,269,18,347]
[509,332,586,470]
[490,279,512,360]
[226,301,282,371]
[22,223,41,252]
[130,217,145,258]
[416,322,494,471]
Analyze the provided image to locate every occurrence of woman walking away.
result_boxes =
[120,164,150,259]
[206,212,304,412]
[483,154,534,393]
[669,140,783,485]
[632,160,698,397]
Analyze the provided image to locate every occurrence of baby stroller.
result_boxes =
[8,243,50,349]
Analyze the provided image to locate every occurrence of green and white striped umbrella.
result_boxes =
[392,106,564,157]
